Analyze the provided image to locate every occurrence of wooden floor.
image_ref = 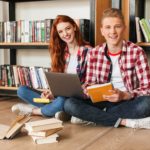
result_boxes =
[0,97,150,150]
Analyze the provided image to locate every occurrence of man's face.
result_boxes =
[100,17,125,47]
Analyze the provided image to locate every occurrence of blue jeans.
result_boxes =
[17,86,66,117]
[64,96,150,127]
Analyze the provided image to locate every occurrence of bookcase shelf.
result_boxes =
[0,86,18,90]
[0,42,49,49]
[0,86,45,92]
[0,0,112,94]
[137,42,150,47]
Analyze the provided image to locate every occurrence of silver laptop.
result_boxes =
[44,72,84,99]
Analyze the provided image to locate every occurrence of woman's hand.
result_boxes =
[103,88,131,102]
[41,90,54,99]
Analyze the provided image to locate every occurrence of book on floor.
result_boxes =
[25,118,63,132]
[28,127,63,137]
[87,82,113,103]
[0,115,31,139]
[0,124,10,139]
[31,133,59,144]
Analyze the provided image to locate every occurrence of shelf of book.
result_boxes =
[137,42,150,47]
[0,42,49,49]
[0,0,112,96]
[0,86,45,92]
[0,86,18,90]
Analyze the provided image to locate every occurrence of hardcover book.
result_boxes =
[75,19,90,42]
[25,118,63,132]
[0,115,31,139]
[135,17,142,42]
[139,18,150,42]
[31,133,59,144]
[87,82,113,103]
[28,127,62,137]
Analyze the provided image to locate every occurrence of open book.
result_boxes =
[87,82,113,103]
[0,115,31,139]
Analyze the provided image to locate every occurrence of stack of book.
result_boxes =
[24,118,63,144]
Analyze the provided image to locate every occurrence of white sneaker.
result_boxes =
[126,117,150,129]
[55,111,71,122]
[71,116,96,125]
[11,103,35,115]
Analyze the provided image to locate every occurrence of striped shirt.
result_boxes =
[84,40,150,98]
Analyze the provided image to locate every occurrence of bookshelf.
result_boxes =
[137,42,150,47]
[0,0,112,95]
[121,0,149,44]
[0,42,49,49]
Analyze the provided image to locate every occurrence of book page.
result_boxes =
[0,124,10,139]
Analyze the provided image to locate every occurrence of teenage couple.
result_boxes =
[12,8,150,129]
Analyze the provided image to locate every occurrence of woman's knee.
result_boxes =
[17,86,29,97]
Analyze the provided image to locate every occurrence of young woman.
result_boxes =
[11,15,92,121]
[64,8,150,129]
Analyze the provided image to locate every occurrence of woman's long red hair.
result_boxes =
[49,15,88,72]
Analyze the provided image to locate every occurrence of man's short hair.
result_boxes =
[101,8,125,25]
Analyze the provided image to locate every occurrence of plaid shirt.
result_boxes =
[65,45,92,84]
[84,40,150,98]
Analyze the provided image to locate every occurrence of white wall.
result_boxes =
[15,0,90,67]
[0,1,9,65]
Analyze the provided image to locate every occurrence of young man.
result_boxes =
[64,8,150,129]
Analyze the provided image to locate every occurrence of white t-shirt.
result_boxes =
[109,53,127,91]
[66,55,78,74]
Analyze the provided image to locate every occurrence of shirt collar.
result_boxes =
[102,40,127,53]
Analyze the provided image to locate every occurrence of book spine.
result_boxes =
[21,20,25,42]
[139,18,150,42]
[24,20,30,43]
[45,19,53,42]
[0,22,4,42]
[135,17,142,42]
[17,20,21,42]
[79,19,90,42]
[41,20,45,42]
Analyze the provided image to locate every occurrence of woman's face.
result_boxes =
[56,22,76,44]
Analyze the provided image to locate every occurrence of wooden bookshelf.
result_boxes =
[0,42,49,49]
[121,0,145,42]
[0,86,45,92]
[0,86,18,90]
[137,42,150,47]
[0,0,112,94]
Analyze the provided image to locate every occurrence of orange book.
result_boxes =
[87,83,113,103]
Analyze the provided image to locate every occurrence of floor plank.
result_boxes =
[0,97,150,150]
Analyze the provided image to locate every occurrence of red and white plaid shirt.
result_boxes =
[64,45,92,84]
[84,40,150,98]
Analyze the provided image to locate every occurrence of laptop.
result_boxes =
[44,72,85,99]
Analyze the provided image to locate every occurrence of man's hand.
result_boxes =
[103,88,132,102]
